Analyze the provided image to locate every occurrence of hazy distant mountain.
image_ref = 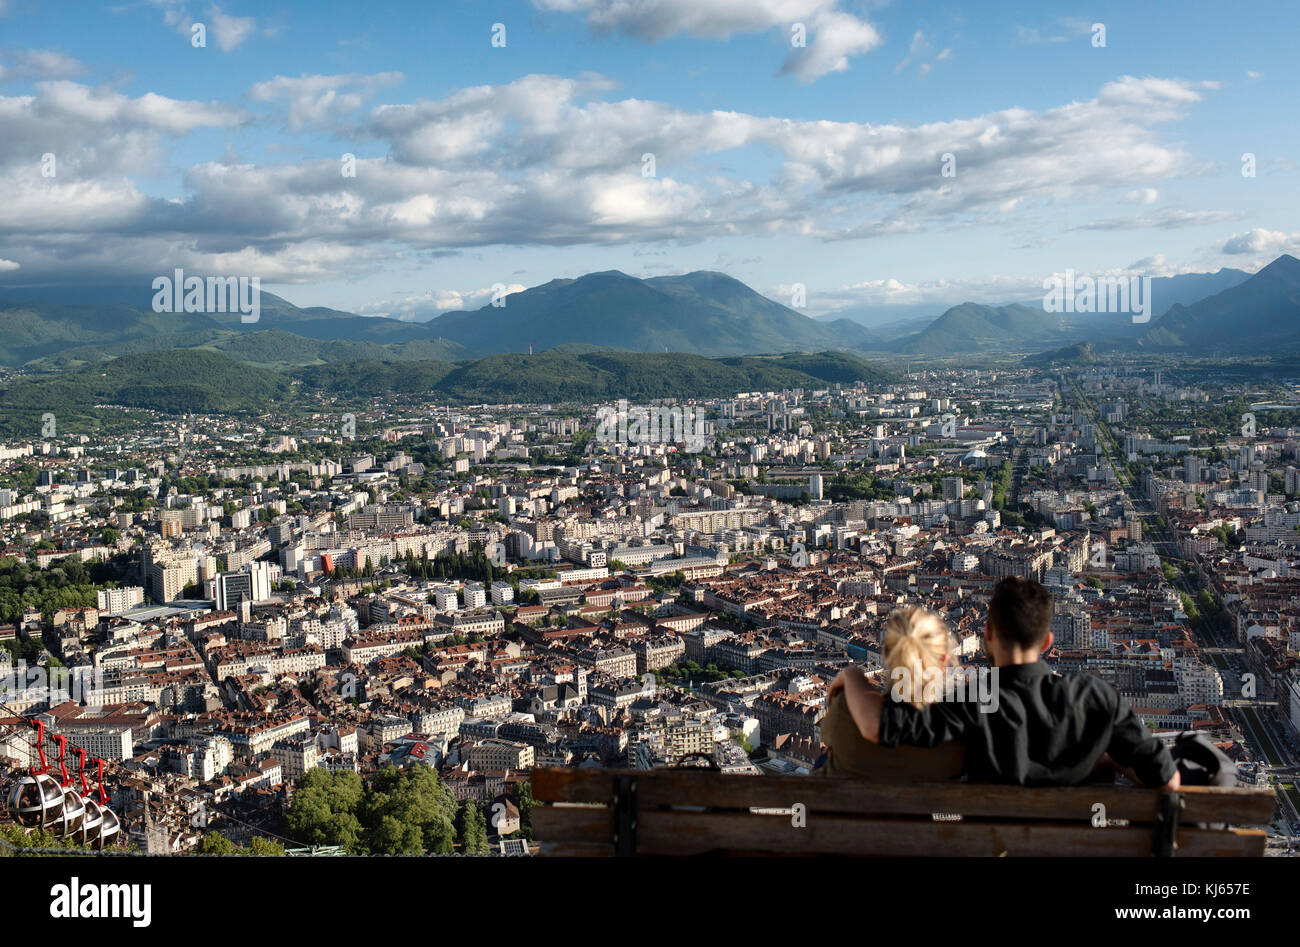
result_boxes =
[1146,267,1251,312]
[1140,254,1300,352]
[889,303,1071,355]
[817,266,1251,343]
[427,270,874,355]
[815,300,952,329]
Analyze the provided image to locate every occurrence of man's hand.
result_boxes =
[1161,769,1182,792]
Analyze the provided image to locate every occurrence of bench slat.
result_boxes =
[535,841,615,857]
[533,804,613,846]
[632,811,1267,857]
[530,803,1267,857]
[530,768,1274,826]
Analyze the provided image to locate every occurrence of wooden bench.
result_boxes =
[531,768,1275,856]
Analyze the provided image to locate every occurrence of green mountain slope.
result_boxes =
[0,301,223,366]
[298,350,894,404]
[0,350,288,434]
[0,345,894,434]
[891,303,1068,355]
[428,270,872,355]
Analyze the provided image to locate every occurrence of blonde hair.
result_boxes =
[881,605,956,708]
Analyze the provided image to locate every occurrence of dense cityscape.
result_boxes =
[2,357,1299,855]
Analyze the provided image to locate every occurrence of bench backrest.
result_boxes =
[531,768,1275,856]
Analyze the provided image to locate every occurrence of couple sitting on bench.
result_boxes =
[821,576,1182,790]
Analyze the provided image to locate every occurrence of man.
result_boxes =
[828,576,1179,788]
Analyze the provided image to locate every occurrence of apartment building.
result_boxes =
[468,739,535,770]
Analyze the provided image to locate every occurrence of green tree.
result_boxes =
[195,831,240,855]
[359,766,458,855]
[0,823,98,854]
[457,800,490,854]
[285,769,366,852]
[515,781,535,840]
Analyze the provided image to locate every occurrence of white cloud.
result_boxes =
[360,284,528,320]
[1079,208,1241,231]
[0,50,89,82]
[1222,228,1300,255]
[890,30,951,79]
[535,0,829,40]
[248,72,404,130]
[779,9,882,82]
[209,7,256,52]
[0,257,18,271]
[146,0,258,51]
[1013,25,1067,45]
[535,0,883,82]
[0,73,1227,286]
[1013,18,1093,45]
[805,272,1043,315]
[893,29,928,73]
[33,80,243,134]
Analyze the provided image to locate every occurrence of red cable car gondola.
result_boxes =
[5,719,64,830]
[6,718,120,849]
[71,747,103,845]
[50,734,85,839]
[87,756,120,850]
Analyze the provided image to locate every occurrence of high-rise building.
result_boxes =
[150,560,197,603]
[1248,465,1269,495]
[97,586,144,615]
[214,562,272,611]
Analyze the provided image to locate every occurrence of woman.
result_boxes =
[818,605,964,780]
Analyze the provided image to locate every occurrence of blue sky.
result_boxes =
[1,0,1296,319]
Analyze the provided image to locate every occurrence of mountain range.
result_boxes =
[0,270,874,366]
[1138,254,1300,352]
[816,267,1251,334]
[0,258,1292,375]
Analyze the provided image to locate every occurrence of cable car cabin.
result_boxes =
[530,768,1276,857]
[79,796,105,846]
[6,773,65,831]
[94,805,121,850]
[56,785,85,839]
[3,721,122,851]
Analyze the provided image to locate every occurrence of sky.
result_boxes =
[1,0,1297,319]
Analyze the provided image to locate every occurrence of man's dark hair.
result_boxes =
[987,576,1054,649]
